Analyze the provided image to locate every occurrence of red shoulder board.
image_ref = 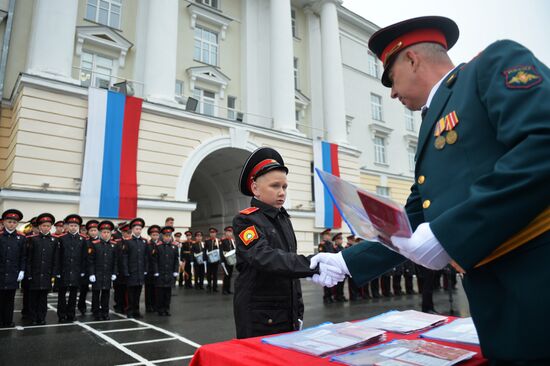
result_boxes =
[92,239,101,244]
[240,207,259,215]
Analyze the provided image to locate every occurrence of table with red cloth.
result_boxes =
[190,316,488,366]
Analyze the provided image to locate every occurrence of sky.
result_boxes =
[342,0,550,66]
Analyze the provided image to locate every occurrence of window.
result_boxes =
[86,0,122,29]
[367,52,379,78]
[196,0,219,9]
[193,88,216,116]
[80,51,114,89]
[295,110,300,122]
[374,136,387,165]
[294,57,299,90]
[291,9,297,38]
[376,186,390,197]
[227,96,236,120]
[408,146,416,172]
[371,93,383,121]
[405,108,415,131]
[194,26,219,66]
[175,80,184,97]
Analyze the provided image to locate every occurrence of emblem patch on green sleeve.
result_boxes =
[503,65,542,89]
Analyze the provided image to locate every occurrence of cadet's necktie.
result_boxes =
[421,106,428,121]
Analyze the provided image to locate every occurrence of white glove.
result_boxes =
[309,252,349,280]
[80,273,85,277]
[391,222,451,270]
[89,275,96,283]
[111,274,117,281]
[144,272,147,275]
[172,272,178,277]
[308,271,339,287]
[17,271,24,282]
[154,273,159,277]
[56,275,61,278]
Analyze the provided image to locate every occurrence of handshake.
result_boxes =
[308,223,452,287]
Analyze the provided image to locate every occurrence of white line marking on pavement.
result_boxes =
[120,337,176,346]
[129,318,201,348]
[115,355,194,366]
[101,327,150,334]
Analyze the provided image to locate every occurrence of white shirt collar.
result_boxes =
[5,228,15,234]
[423,67,455,110]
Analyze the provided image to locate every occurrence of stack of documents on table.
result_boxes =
[331,339,477,366]
[355,310,448,334]
[262,322,386,357]
[420,317,479,346]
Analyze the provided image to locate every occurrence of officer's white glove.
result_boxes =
[172,272,178,277]
[144,272,147,275]
[154,272,160,277]
[391,222,451,270]
[56,275,61,278]
[17,271,24,282]
[89,275,96,283]
[308,271,339,288]
[111,274,117,281]
[80,273,85,277]
[309,252,349,280]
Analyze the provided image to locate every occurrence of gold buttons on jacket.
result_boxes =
[417,175,425,185]
[422,200,431,209]
[267,319,273,325]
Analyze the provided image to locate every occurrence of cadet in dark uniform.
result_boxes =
[27,213,58,325]
[88,220,118,320]
[220,226,236,295]
[121,218,148,318]
[180,231,194,289]
[21,216,38,320]
[174,232,184,287]
[233,147,317,339]
[317,229,335,303]
[154,226,179,316]
[145,225,160,313]
[204,227,220,292]
[191,231,205,290]
[310,16,550,363]
[113,221,130,314]
[0,209,25,327]
[332,233,347,302]
[344,235,360,301]
[53,221,64,237]
[56,214,87,322]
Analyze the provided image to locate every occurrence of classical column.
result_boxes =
[141,0,178,103]
[270,0,298,133]
[26,0,79,83]
[320,0,347,144]
[304,6,324,141]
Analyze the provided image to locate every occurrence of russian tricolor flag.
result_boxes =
[79,88,143,219]
[313,141,342,229]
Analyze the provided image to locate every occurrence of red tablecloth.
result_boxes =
[190,317,488,366]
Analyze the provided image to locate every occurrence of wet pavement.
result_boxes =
[0,277,470,366]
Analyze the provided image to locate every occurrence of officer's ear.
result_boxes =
[404,49,420,72]
[251,179,260,197]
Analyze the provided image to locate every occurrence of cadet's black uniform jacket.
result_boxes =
[57,232,87,288]
[317,239,335,253]
[145,240,159,285]
[233,198,316,339]
[88,238,118,290]
[26,233,59,290]
[0,230,26,289]
[122,236,148,286]
[154,242,179,287]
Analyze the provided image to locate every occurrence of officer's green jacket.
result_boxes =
[343,40,550,361]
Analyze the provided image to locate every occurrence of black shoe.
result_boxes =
[126,313,134,318]
[79,308,86,316]
[103,315,110,320]
[38,320,46,325]
[157,312,164,316]
[146,308,154,313]
[165,311,171,316]
[424,309,441,315]
[134,313,142,319]
[213,288,218,292]
[93,315,102,321]
[372,293,381,299]
[58,317,66,323]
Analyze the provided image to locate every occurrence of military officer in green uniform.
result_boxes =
[310,16,550,364]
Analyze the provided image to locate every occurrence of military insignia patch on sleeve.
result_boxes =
[238,225,259,246]
[503,65,542,89]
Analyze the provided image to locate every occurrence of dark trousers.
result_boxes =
[144,283,156,312]
[113,283,127,313]
[392,274,403,295]
[222,264,233,293]
[206,262,219,291]
[29,289,49,323]
[335,278,346,300]
[194,264,205,289]
[381,275,392,296]
[404,273,415,294]
[348,276,360,300]
[370,278,381,297]
[155,287,172,313]
[323,286,333,301]
[417,266,436,312]
[91,289,110,317]
[0,289,16,326]
[57,286,78,320]
[127,285,142,316]
[21,279,30,318]
[77,283,89,313]
[184,261,193,288]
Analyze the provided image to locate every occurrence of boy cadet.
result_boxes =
[180,230,194,289]
[122,218,148,318]
[27,213,58,325]
[0,209,25,327]
[78,220,99,315]
[311,16,550,363]
[113,221,130,314]
[220,226,236,295]
[21,217,38,320]
[53,221,64,237]
[204,227,220,292]
[192,231,206,290]
[154,226,179,316]
[145,224,161,313]
[88,220,118,320]
[57,214,87,322]
[317,229,335,303]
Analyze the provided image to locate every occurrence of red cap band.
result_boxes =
[247,159,278,194]
[381,28,447,66]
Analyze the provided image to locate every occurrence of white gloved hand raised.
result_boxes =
[17,271,24,282]
[391,222,451,270]
[89,275,96,283]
